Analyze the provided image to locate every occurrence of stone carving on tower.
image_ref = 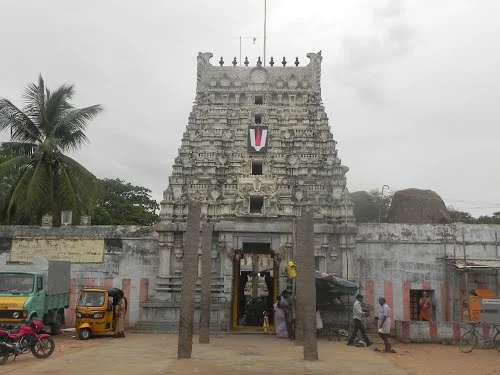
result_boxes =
[159,51,355,222]
[141,52,358,332]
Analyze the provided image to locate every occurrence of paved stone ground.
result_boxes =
[2,333,500,375]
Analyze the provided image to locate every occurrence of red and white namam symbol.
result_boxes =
[248,126,268,153]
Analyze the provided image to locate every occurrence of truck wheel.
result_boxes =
[50,311,63,336]
[78,328,91,340]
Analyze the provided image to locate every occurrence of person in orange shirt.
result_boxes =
[419,291,432,321]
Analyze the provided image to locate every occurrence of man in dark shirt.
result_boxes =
[347,294,372,347]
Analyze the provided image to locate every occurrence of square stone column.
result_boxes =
[159,232,174,277]
[296,207,318,360]
[177,202,201,359]
[199,223,213,344]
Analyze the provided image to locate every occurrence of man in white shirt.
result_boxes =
[377,297,394,352]
[347,294,372,347]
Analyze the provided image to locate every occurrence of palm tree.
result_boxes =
[0,75,103,224]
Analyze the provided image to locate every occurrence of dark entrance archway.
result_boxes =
[232,242,279,331]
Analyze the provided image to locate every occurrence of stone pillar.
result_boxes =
[252,254,259,298]
[197,254,202,278]
[159,232,173,277]
[294,215,304,344]
[297,208,319,360]
[211,247,218,275]
[177,202,201,359]
[342,249,353,280]
[199,223,213,344]
[340,230,354,280]
[174,245,183,275]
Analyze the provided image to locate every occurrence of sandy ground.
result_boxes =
[387,342,500,375]
[1,332,499,374]
[2,330,115,374]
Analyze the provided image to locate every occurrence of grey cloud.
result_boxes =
[0,0,499,217]
[336,0,415,104]
[373,0,405,21]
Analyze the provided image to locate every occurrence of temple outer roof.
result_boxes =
[195,51,324,98]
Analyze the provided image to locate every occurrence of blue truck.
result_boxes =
[0,255,70,335]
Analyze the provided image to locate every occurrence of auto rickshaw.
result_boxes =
[75,287,123,340]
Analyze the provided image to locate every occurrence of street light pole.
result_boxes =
[378,185,390,223]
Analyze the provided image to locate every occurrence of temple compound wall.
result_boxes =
[0,226,158,328]
[353,224,500,328]
[1,223,498,331]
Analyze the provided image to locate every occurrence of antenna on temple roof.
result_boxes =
[264,0,267,67]
[233,36,264,66]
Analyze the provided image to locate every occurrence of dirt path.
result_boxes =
[1,333,499,374]
[387,343,500,375]
[2,331,114,374]
[1,333,407,375]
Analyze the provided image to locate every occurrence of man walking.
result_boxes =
[347,294,372,347]
[376,297,395,353]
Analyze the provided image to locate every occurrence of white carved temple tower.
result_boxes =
[138,52,356,331]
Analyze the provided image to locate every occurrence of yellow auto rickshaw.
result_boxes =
[75,287,123,340]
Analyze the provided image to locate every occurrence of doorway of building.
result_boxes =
[232,243,279,331]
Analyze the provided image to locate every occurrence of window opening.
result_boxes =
[250,196,264,213]
[314,257,320,271]
[255,96,263,105]
[255,114,262,124]
[410,289,434,321]
[252,160,263,175]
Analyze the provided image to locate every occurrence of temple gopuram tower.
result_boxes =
[139,52,356,332]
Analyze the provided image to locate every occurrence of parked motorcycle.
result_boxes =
[0,318,55,365]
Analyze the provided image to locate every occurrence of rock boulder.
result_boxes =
[386,188,451,224]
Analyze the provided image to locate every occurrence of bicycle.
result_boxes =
[459,321,500,353]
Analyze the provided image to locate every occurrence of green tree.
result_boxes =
[351,189,393,223]
[92,178,159,226]
[0,151,16,206]
[476,211,500,224]
[447,207,476,223]
[0,75,102,224]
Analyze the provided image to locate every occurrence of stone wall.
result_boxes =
[2,223,499,330]
[0,226,158,327]
[395,320,496,344]
[354,224,500,324]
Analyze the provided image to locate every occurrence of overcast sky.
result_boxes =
[1,0,499,216]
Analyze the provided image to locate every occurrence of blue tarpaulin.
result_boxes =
[314,271,359,294]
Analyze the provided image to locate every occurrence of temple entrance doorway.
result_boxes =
[232,243,279,331]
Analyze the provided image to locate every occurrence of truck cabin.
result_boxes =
[0,259,70,334]
[0,272,39,323]
[0,272,40,295]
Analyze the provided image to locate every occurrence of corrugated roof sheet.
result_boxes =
[449,259,500,269]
